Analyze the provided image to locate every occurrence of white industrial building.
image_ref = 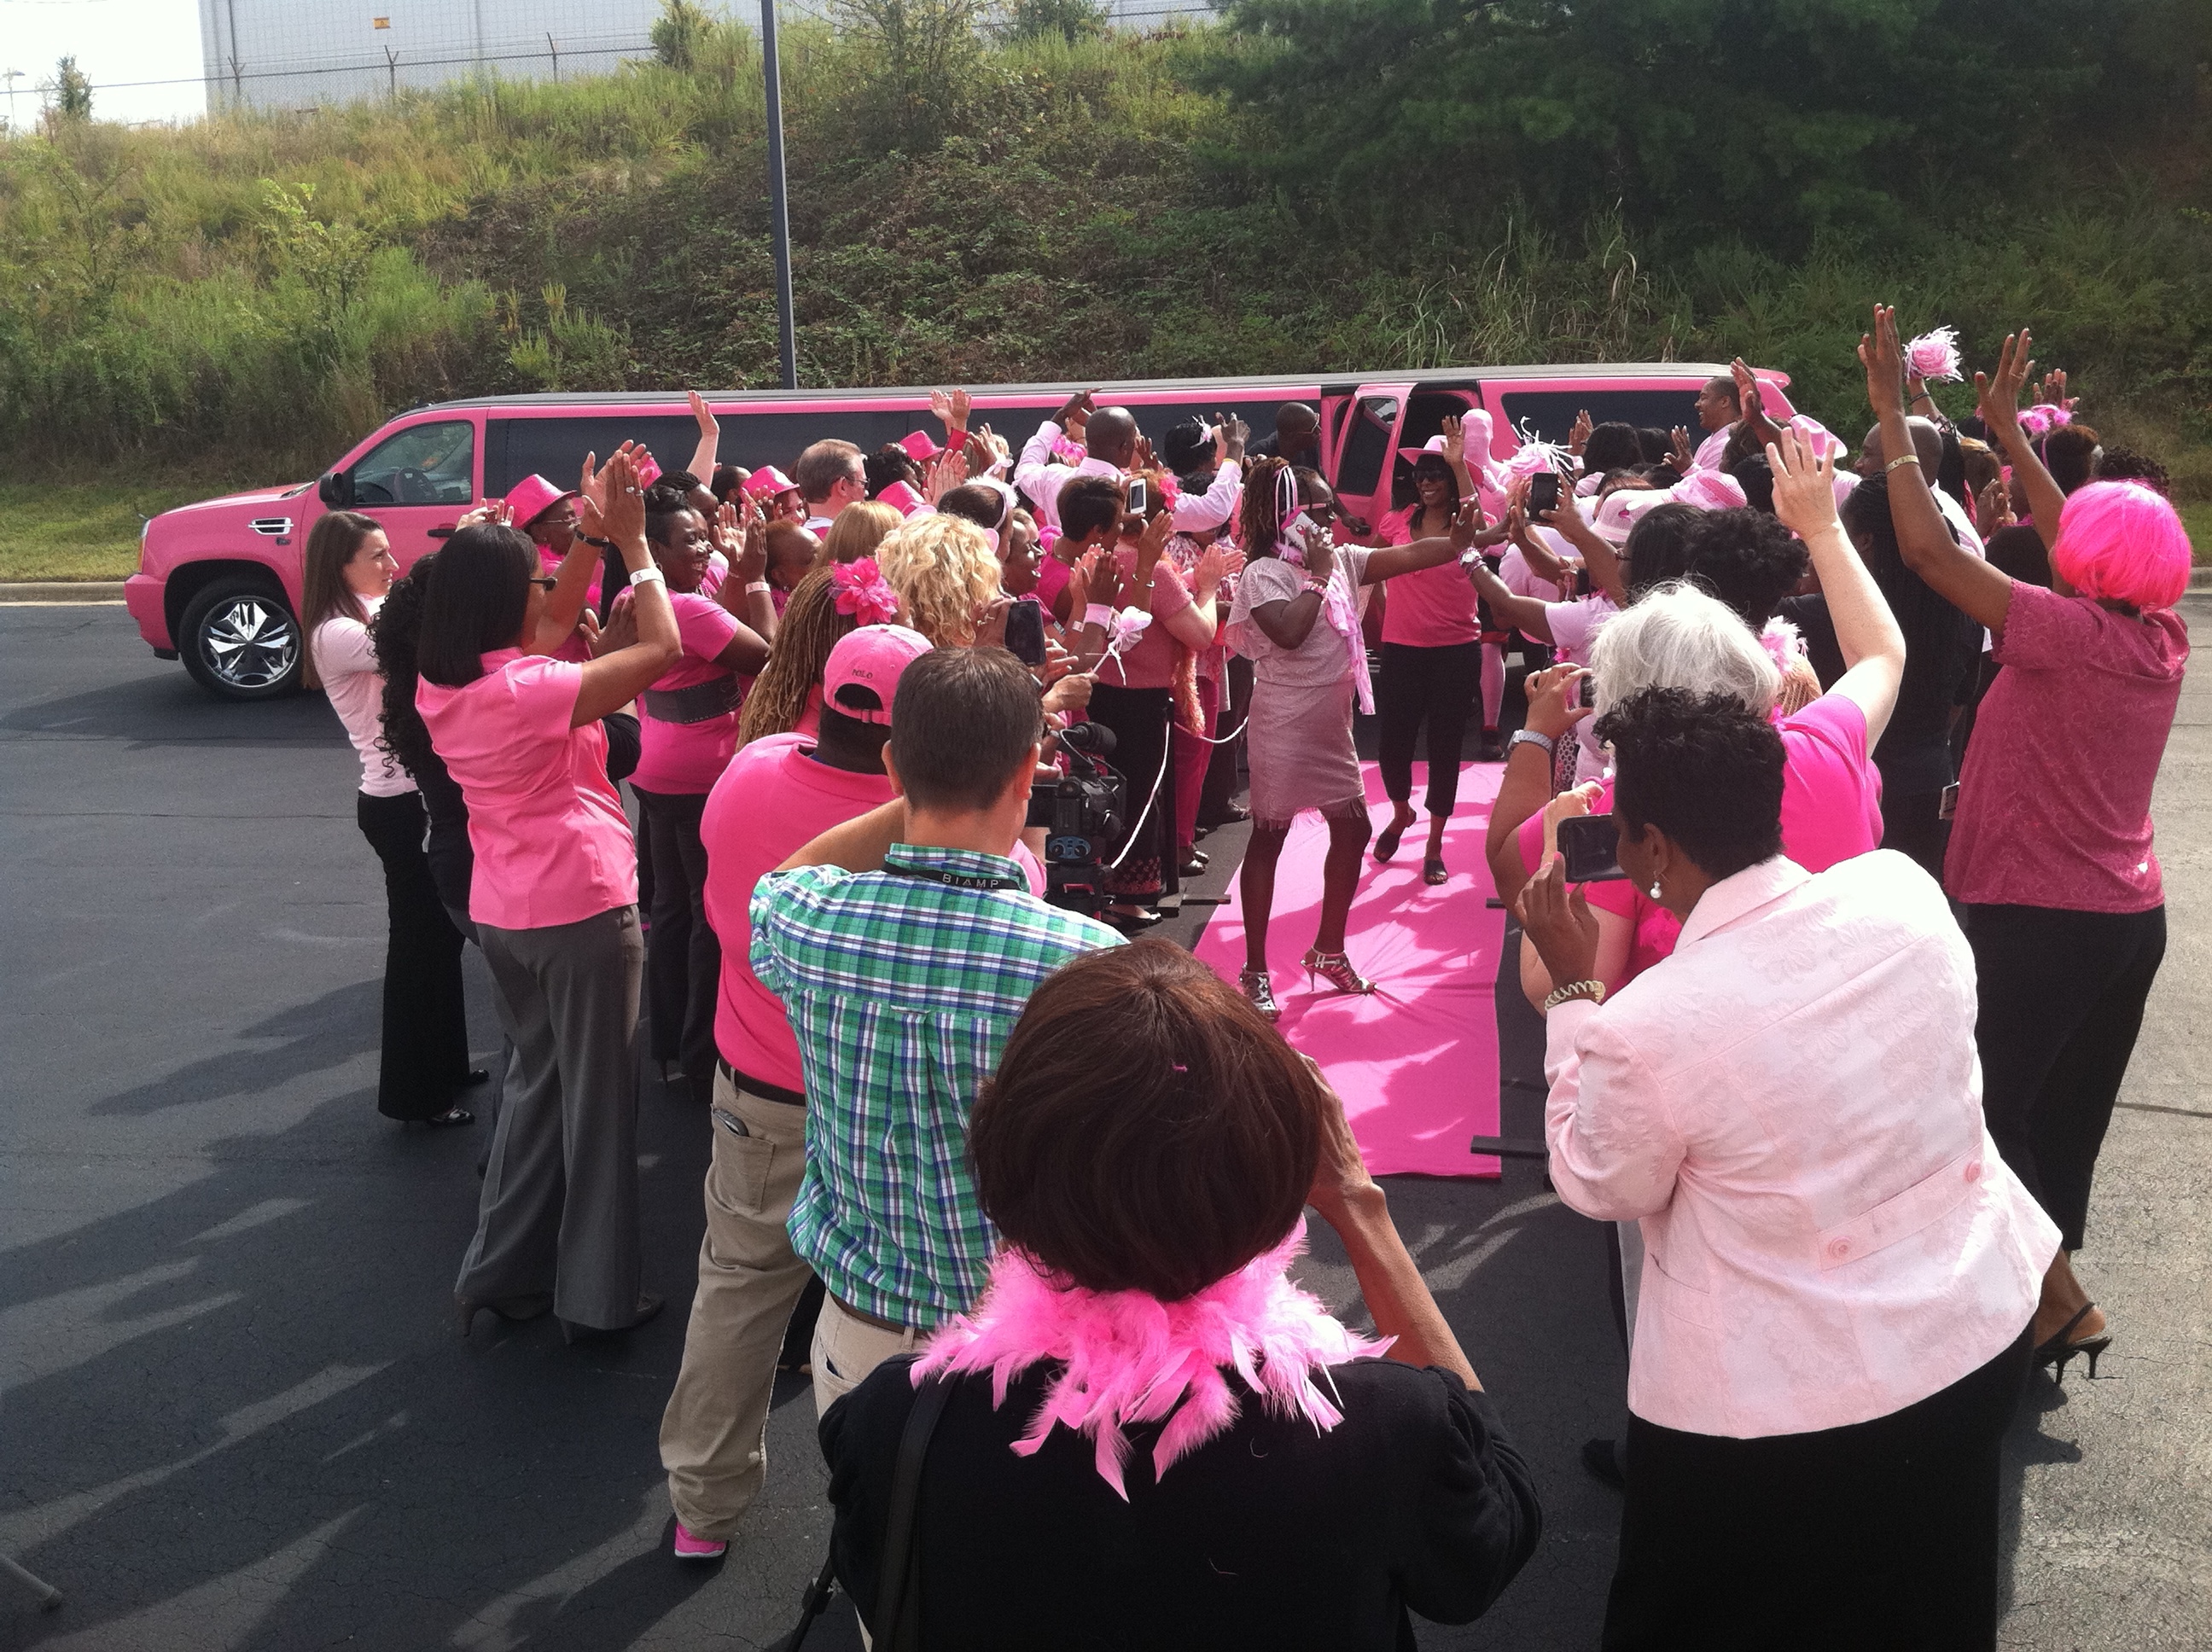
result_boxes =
[196,0,668,112]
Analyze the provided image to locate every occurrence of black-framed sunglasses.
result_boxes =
[528,576,558,592]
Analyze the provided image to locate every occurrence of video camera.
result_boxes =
[1027,720,1126,916]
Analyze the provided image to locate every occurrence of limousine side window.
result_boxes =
[1335,396,1400,499]
[353,421,476,507]
[1493,389,1703,445]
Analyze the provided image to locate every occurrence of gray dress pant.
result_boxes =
[457,905,645,1329]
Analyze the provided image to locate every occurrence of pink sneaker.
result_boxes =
[672,1521,727,1562]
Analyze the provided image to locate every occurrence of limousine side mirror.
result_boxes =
[318,469,355,509]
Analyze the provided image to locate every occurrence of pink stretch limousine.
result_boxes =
[127,364,1794,700]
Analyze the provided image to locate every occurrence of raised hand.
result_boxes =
[931,387,973,437]
[688,390,719,444]
[1450,497,1487,551]
[1568,408,1592,456]
[1441,413,1466,465]
[2035,368,2075,413]
[1668,425,1695,470]
[1522,662,1592,742]
[1977,475,2017,533]
[1056,389,1097,431]
[925,447,969,504]
[1731,358,1765,421]
[1763,425,1842,539]
[1974,331,2035,433]
[1192,542,1228,601]
[595,590,638,655]
[1856,304,1908,417]
[1135,505,1175,581]
[735,503,768,584]
[456,499,511,529]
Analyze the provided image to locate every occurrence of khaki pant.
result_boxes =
[811,1290,920,1420]
[657,1071,813,1541]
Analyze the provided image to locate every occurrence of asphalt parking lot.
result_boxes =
[2,602,2207,1650]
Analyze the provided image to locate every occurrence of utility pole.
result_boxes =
[3,68,22,135]
[224,0,244,108]
[547,32,559,83]
[760,0,797,389]
[385,46,399,99]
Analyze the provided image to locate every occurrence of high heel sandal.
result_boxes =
[1302,947,1374,996]
[1238,968,1281,1022]
[2034,1303,2113,1384]
[1423,855,1448,887]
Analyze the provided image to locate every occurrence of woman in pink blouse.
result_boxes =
[303,510,475,1126]
[1876,310,2192,1381]
[632,485,773,1107]
[416,451,684,1341]
[1522,684,2056,1649]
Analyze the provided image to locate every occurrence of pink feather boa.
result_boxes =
[912,1223,1390,1501]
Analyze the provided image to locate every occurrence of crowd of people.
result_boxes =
[296,304,2192,1647]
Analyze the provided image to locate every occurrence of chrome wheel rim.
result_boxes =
[201,596,298,689]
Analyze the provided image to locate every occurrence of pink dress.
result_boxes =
[1226,549,1373,827]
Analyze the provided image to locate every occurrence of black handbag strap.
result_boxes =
[872,1373,952,1651]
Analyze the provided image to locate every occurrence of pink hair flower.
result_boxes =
[2017,404,2073,439]
[1154,472,1182,513]
[830,556,901,627]
[1906,325,1963,384]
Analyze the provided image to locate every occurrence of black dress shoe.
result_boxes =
[1180,850,1208,876]
[1580,1437,1626,1491]
[561,1293,665,1345]
[426,1105,474,1128]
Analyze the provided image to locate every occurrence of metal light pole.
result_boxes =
[760,0,797,390]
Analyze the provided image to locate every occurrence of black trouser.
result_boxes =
[1605,1328,2033,1651]
[1880,787,1952,882]
[1089,682,1176,903]
[633,787,719,1108]
[1376,640,1480,818]
[355,790,469,1120]
[1965,902,2167,1250]
[1199,654,1254,823]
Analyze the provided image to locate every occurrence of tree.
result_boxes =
[1000,0,1110,44]
[829,0,991,149]
[49,55,93,122]
[1209,0,2148,251]
[651,0,712,71]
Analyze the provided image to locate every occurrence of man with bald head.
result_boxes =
[1859,415,1982,556]
[1014,388,1133,533]
[1249,402,1320,468]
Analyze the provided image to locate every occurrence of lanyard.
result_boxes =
[882,860,1024,893]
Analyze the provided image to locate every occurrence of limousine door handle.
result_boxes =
[428,524,457,538]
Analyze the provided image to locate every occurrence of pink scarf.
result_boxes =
[913,1224,1389,1500]
[1277,540,1374,713]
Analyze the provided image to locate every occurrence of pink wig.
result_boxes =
[2050,481,2192,610]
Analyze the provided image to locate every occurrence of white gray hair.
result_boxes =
[1589,581,1781,720]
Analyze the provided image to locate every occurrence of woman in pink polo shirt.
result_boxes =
[1876,311,2191,1381]
[417,451,682,1341]
[1373,426,1490,886]
[632,485,774,1108]
[302,509,475,1127]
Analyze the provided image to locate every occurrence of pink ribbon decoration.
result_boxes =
[829,556,901,627]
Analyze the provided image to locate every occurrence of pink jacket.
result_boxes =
[1544,852,2057,1439]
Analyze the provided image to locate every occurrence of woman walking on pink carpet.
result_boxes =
[1225,459,1479,1020]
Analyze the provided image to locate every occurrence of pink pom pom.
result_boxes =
[1906,325,1962,383]
[2017,404,2072,439]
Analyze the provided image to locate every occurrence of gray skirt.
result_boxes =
[1246,675,1365,829]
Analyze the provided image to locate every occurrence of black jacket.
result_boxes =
[821,1352,1542,1650]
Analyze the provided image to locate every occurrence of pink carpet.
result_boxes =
[1195,763,1507,1178]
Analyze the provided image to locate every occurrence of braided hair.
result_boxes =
[1238,456,1295,559]
[736,567,857,745]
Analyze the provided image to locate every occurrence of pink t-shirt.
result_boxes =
[1517,695,1883,986]
[1035,555,1074,620]
[704,734,899,1091]
[1377,508,1481,649]
[1947,581,2187,911]
[416,649,637,930]
[1544,593,1618,666]
[632,591,743,795]
[1096,549,1193,692]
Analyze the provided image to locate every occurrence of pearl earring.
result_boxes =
[1648,881,1663,900]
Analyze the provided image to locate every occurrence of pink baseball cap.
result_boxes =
[898,430,942,462]
[742,465,799,501]
[824,623,932,724]
[505,474,579,531]
[1670,468,1749,512]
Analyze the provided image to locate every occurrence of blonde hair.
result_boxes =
[876,513,1002,647]
[815,500,902,569]
[737,568,853,745]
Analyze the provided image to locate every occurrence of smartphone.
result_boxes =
[1939,781,1959,822]
[1125,476,1150,516]
[1578,673,1597,709]
[1004,597,1047,668]
[1527,473,1562,516]
[1557,813,1627,883]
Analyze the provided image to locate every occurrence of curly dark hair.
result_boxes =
[1580,422,1643,477]
[864,443,922,497]
[2092,444,2170,496]
[1684,507,1810,629]
[1596,686,1784,883]
[372,556,441,783]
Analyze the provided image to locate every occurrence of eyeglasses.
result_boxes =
[528,576,558,592]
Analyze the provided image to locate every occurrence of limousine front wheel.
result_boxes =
[179,576,303,701]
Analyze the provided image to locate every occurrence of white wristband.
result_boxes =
[744,579,772,595]
[626,566,666,589]
[1083,603,1114,628]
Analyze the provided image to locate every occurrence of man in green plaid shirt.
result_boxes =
[752,647,1121,1414]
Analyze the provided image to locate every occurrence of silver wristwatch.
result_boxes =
[1507,729,1556,759]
